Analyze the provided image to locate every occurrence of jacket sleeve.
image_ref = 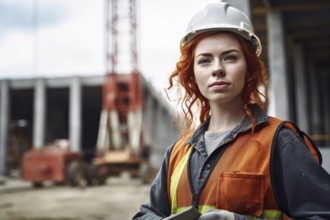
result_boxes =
[272,127,330,220]
[132,145,174,220]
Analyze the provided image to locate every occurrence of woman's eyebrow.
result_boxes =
[195,53,212,58]
[195,49,240,58]
[222,49,240,55]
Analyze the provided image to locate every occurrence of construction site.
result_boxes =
[0,0,330,219]
[0,0,179,186]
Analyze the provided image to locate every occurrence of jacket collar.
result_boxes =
[185,104,269,147]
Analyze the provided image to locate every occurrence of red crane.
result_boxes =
[90,0,149,184]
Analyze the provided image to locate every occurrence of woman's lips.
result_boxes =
[209,81,230,87]
[209,81,230,90]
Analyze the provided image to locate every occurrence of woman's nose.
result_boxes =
[211,63,225,77]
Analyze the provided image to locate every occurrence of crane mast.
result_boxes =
[105,0,138,73]
[96,0,143,159]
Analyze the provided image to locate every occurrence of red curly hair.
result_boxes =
[167,31,269,134]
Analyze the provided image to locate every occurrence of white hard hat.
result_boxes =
[181,1,262,56]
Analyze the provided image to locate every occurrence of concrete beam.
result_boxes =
[10,78,35,89]
[253,2,330,14]
[8,75,104,90]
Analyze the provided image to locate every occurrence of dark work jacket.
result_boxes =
[133,108,330,220]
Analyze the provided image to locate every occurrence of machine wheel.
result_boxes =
[66,160,84,186]
[32,182,44,188]
[85,164,107,186]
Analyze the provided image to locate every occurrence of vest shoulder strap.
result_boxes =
[272,120,322,164]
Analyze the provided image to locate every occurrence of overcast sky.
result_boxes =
[0,0,217,92]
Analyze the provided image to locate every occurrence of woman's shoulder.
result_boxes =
[265,117,301,143]
[275,125,298,145]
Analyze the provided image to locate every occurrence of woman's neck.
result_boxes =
[208,100,246,132]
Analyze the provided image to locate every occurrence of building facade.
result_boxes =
[0,75,179,175]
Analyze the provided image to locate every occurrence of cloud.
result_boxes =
[0,0,104,77]
[0,0,67,32]
[0,31,35,76]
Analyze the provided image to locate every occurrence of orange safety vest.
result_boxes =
[167,117,321,219]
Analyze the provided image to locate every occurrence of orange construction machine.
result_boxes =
[21,140,85,187]
[86,72,151,185]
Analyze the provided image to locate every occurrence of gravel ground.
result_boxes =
[0,174,151,220]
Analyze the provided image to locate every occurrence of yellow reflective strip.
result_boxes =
[198,205,216,214]
[174,205,281,219]
[170,147,192,214]
[172,205,216,215]
[172,206,190,214]
[245,210,282,220]
[262,210,282,219]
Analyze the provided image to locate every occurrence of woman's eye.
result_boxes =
[224,55,238,61]
[197,58,210,65]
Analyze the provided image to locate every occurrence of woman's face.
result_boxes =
[193,33,247,106]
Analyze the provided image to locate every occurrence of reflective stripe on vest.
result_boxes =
[170,147,192,213]
[173,206,282,220]
[246,209,282,220]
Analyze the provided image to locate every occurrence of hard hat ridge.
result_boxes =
[181,1,262,56]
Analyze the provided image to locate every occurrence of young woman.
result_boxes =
[133,2,330,220]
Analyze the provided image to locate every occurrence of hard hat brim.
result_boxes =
[181,27,262,56]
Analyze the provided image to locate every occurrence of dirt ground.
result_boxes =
[0,174,151,220]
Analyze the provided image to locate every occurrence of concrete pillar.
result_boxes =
[309,65,322,136]
[320,149,330,174]
[320,74,330,146]
[33,78,46,149]
[226,0,251,18]
[163,109,176,147]
[293,44,309,132]
[143,93,154,146]
[69,76,82,152]
[149,101,161,168]
[0,80,9,175]
[167,110,178,143]
[159,108,166,148]
[153,102,160,148]
[267,11,290,120]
